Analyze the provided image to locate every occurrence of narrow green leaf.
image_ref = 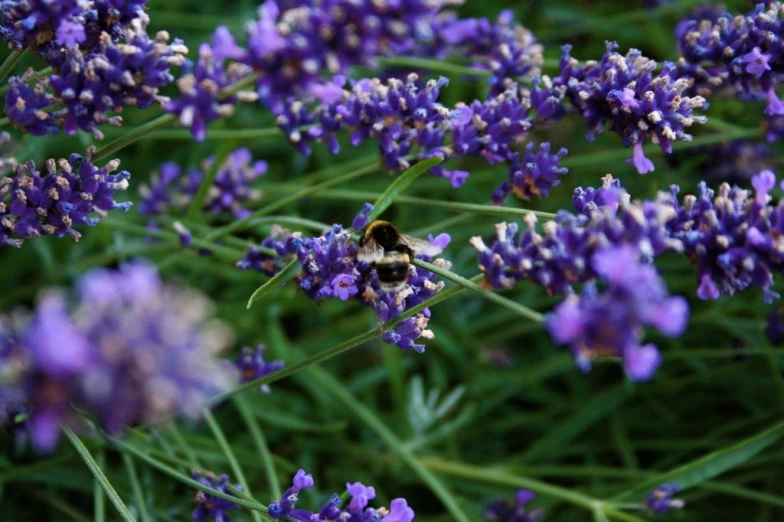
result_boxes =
[203,409,262,522]
[518,384,631,463]
[234,396,282,499]
[367,156,443,222]
[0,49,27,84]
[123,454,152,522]
[308,365,473,522]
[93,114,175,162]
[419,457,647,522]
[95,449,106,522]
[108,436,270,513]
[218,278,474,404]
[246,259,300,309]
[64,428,138,522]
[612,419,784,501]
[412,260,544,323]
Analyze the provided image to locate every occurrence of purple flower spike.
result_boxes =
[236,345,284,393]
[191,470,241,522]
[5,76,64,136]
[645,484,685,513]
[492,142,569,203]
[545,246,688,381]
[352,202,374,230]
[485,489,542,522]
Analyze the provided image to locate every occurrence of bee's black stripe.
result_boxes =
[376,262,409,284]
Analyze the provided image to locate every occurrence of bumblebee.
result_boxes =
[357,220,444,292]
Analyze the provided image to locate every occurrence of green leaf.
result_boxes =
[64,428,138,522]
[518,384,631,463]
[367,156,443,222]
[186,144,234,221]
[612,419,784,501]
[246,259,300,309]
[234,396,282,499]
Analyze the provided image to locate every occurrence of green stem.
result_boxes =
[203,409,262,522]
[308,365,473,522]
[234,396,282,499]
[419,457,647,522]
[123,454,152,522]
[412,259,544,323]
[214,278,475,404]
[263,186,557,219]
[102,127,284,141]
[108,436,270,513]
[208,158,381,240]
[166,423,202,469]
[0,49,27,84]
[0,65,52,96]
[95,449,106,522]
[64,428,138,522]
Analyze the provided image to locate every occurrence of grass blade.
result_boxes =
[246,259,300,309]
[123,454,152,522]
[367,156,443,221]
[64,428,138,522]
[234,395,282,499]
[612,419,784,501]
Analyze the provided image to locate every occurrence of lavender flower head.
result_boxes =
[49,20,187,138]
[645,484,685,514]
[0,146,131,248]
[485,489,542,522]
[546,245,688,381]
[139,148,266,219]
[2,262,237,450]
[491,142,569,204]
[236,225,297,277]
[556,42,707,174]
[236,345,284,392]
[191,470,242,522]
[269,469,414,521]
[5,75,65,136]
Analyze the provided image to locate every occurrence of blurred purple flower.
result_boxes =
[645,484,685,513]
[485,489,542,522]
[236,345,284,393]
[191,470,241,522]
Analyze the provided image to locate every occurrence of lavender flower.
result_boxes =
[555,43,707,173]
[645,484,685,513]
[191,470,241,522]
[5,75,65,136]
[139,149,266,220]
[49,20,186,137]
[491,142,569,203]
[426,10,543,94]
[220,0,445,106]
[236,225,297,277]
[165,42,257,141]
[0,0,88,53]
[0,146,131,247]
[268,469,414,521]
[485,489,542,522]
[0,262,237,450]
[236,345,284,393]
[678,3,784,116]
[546,246,688,381]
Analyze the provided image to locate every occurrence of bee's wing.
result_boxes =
[357,237,385,263]
[399,234,443,257]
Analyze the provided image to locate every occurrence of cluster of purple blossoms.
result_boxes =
[238,205,450,353]
[0,262,237,451]
[425,9,543,94]
[0,146,130,248]
[208,0,448,108]
[274,72,568,193]
[164,41,258,141]
[555,42,707,174]
[547,245,688,381]
[139,148,266,220]
[236,224,296,276]
[485,489,542,522]
[645,484,685,514]
[476,169,784,304]
[0,0,148,59]
[267,469,414,522]
[191,470,242,522]
[5,74,66,136]
[47,20,186,137]
[236,345,284,393]
[677,2,784,116]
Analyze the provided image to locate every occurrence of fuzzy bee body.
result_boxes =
[358,220,443,292]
